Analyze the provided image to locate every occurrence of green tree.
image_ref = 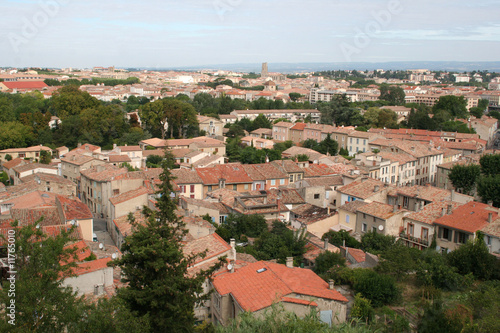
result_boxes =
[379,84,405,105]
[361,231,395,254]
[50,85,100,120]
[477,175,500,207]
[288,92,303,102]
[114,152,223,332]
[301,139,320,151]
[314,250,346,275]
[447,232,500,280]
[0,223,83,332]
[317,94,364,126]
[418,301,464,333]
[479,154,500,176]
[352,270,399,307]
[215,214,268,241]
[376,243,419,281]
[317,134,339,155]
[39,150,52,164]
[0,171,8,185]
[351,293,374,323]
[4,154,12,161]
[322,230,361,249]
[432,95,468,119]
[146,154,163,168]
[252,113,272,130]
[0,121,34,149]
[448,164,481,195]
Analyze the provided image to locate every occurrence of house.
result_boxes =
[210,260,348,326]
[386,185,473,212]
[250,128,273,139]
[240,136,275,150]
[55,195,94,241]
[346,131,382,156]
[292,175,343,207]
[62,256,114,297]
[355,201,407,236]
[171,168,204,200]
[109,186,149,222]
[290,203,336,237]
[196,164,253,196]
[281,146,326,164]
[270,160,305,184]
[241,163,289,190]
[289,122,307,143]
[272,121,294,141]
[79,165,144,220]
[109,145,143,169]
[400,201,462,250]
[0,145,53,162]
[11,163,58,185]
[337,201,368,233]
[336,177,391,207]
[61,155,108,185]
[179,196,229,225]
[481,217,500,255]
[197,115,224,138]
[351,152,400,185]
[434,201,498,252]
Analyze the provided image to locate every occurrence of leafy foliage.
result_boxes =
[322,230,361,249]
[448,164,481,195]
[113,152,223,332]
[360,231,396,254]
[0,223,83,332]
[379,84,405,106]
[351,293,374,322]
[314,251,346,275]
[215,214,268,242]
[447,232,500,280]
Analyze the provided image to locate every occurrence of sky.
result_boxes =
[1,0,500,69]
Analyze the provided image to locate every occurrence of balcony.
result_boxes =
[399,233,429,247]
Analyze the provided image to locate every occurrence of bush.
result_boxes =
[352,270,399,307]
[322,230,361,249]
[351,293,374,322]
[361,231,395,254]
[314,251,346,275]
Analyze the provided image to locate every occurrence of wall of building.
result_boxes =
[62,266,114,296]
[111,193,148,221]
[307,215,338,238]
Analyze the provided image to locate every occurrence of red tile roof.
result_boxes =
[2,81,48,90]
[196,164,252,185]
[109,186,148,206]
[434,201,498,233]
[56,195,93,220]
[212,261,347,312]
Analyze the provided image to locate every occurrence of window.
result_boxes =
[408,223,414,236]
[207,185,212,192]
[362,223,367,232]
[271,179,276,186]
[280,179,285,185]
[219,216,226,224]
[113,189,120,196]
[421,227,429,241]
[403,196,409,208]
[346,215,350,223]
[441,227,451,241]
[356,138,359,144]
[363,213,366,219]
[233,184,237,190]
[314,194,320,199]
[244,184,249,190]
[290,175,294,182]
[456,232,468,244]
[190,185,195,193]
[190,194,195,199]
[372,226,377,233]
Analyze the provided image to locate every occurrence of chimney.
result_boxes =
[328,279,335,290]
[393,205,397,213]
[324,237,329,250]
[286,257,293,268]
[230,238,237,261]
[263,196,267,204]
[488,212,493,223]
[374,185,380,192]
[219,194,222,202]
[327,206,331,214]
[451,189,455,201]
[78,142,82,148]
[113,143,117,149]
[488,200,493,207]
[447,204,453,215]
[441,208,446,217]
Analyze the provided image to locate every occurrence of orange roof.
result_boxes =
[212,261,347,312]
[281,297,318,307]
[56,195,93,220]
[291,123,307,131]
[2,81,48,90]
[70,257,112,276]
[434,201,498,233]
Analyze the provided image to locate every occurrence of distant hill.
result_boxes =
[131,61,500,73]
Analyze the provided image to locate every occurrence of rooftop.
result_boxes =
[434,201,498,233]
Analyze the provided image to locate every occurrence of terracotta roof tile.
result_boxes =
[338,178,388,199]
[434,201,498,233]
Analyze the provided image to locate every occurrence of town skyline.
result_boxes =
[1,0,499,68]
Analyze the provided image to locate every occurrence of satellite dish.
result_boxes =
[99,243,104,250]
[378,225,384,231]
[111,253,117,260]
[227,264,233,271]
[36,224,40,229]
